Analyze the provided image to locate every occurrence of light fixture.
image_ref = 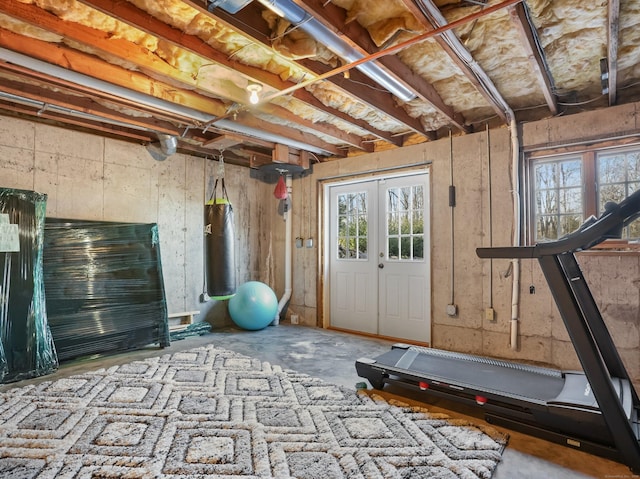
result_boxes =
[256,0,416,102]
[246,82,262,105]
[0,48,331,154]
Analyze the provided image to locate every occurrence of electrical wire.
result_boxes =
[449,129,456,307]
[558,95,606,106]
[619,80,640,90]
[414,0,513,122]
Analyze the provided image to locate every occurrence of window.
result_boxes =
[336,191,368,259]
[385,185,425,260]
[532,157,583,242]
[529,145,640,243]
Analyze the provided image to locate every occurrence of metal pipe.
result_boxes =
[260,0,522,103]
[213,119,328,154]
[509,117,521,350]
[0,48,334,154]
[256,0,416,101]
[274,174,293,325]
[0,48,215,124]
[0,90,154,132]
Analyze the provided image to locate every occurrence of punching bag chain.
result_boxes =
[217,150,225,179]
[209,151,227,202]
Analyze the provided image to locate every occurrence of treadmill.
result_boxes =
[356,190,640,473]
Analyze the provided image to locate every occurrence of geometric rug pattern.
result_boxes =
[0,345,508,478]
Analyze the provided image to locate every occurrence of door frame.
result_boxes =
[319,168,432,342]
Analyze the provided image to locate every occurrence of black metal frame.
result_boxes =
[476,189,640,472]
[356,190,640,472]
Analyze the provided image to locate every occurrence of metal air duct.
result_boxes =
[146,133,178,161]
[256,0,417,102]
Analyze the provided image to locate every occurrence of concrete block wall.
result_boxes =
[0,116,275,329]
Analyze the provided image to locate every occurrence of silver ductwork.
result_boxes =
[256,0,417,102]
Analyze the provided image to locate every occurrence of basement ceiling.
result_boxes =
[0,0,638,167]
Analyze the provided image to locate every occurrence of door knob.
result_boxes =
[378,263,384,269]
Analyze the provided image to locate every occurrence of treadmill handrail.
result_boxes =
[477,188,640,259]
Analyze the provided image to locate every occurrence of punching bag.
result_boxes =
[205,179,236,299]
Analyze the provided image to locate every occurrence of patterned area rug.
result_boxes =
[0,345,508,478]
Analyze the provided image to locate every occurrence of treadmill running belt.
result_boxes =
[376,346,566,403]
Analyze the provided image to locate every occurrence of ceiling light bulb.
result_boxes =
[246,82,262,105]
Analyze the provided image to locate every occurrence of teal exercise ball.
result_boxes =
[228,281,278,331]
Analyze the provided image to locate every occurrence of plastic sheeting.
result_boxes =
[0,188,58,383]
[43,220,170,361]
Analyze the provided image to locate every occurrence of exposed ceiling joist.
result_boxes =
[292,0,469,133]
[297,58,431,138]
[0,74,180,136]
[0,0,342,158]
[0,24,225,122]
[76,0,376,150]
[0,0,637,163]
[0,37,219,125]
[193,0,430,139]
[400,0,514,124]
[258,101,372,151]
[508,2,557,115]
[233,111,343,156]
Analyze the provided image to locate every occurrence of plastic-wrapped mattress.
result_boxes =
[0,188,58,383]
[43,220,170,361]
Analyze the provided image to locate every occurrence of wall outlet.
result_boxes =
[446,304,457,316]
[290,314,299,324]
[485,307,496,322]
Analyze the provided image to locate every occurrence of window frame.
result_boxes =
[525,141,640,246]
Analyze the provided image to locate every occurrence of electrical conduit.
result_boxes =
[416,0,522,349]
[509,118,521,349]
[273,174,293,325]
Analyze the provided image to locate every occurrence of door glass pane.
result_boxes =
[336,191,368,260]
[387,187,398,212]
[338,215,347,237]
[385,182,425,261]
[413,210,424,234]
[400,236,411,259]
[388,237,398,259]
[400,211,410,235]
[388,213,398,235]
[413,235,424,259]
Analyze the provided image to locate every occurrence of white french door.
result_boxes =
[328,172,431,343]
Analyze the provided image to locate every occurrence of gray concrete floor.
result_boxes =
[1,324,637,479]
